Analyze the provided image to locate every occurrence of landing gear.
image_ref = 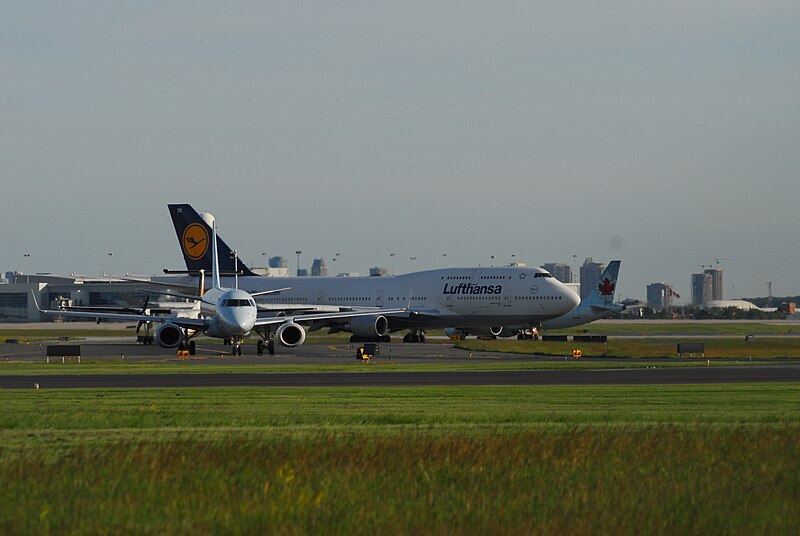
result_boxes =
[232,343,242,356]
[256,339,274,355]
[255,328,277,356]
[402,331,426,343]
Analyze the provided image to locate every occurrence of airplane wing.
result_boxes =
[32,293,207,330]
[253,307,408,327]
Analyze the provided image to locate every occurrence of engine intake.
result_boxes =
[276,322,306,347]
[155,323,183,348]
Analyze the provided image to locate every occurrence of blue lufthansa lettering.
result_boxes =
[443,284,502,295]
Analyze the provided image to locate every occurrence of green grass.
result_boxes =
[458,337,800,358]
[1,385,800,533]
[3,426,799,535]
[2,384,799,431]
[562,321,800,336]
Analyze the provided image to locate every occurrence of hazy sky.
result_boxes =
[2,1,799,300]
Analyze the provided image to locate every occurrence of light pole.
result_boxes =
[230,249,239,288]
[296,250,302,277]
[389,253,395,274]
[24,253,31,284]
[107,252,113,282]
[442,253,447,267]
[490,255,495,266]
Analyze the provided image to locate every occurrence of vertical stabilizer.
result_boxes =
[582,260,621,306]
[168,204,257,276]
[210,217,222,290]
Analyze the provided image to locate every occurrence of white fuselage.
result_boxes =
[201,266,579,331]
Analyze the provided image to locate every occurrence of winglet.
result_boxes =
[30,290,45,313]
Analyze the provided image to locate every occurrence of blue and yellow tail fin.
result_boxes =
[167,204,257,276]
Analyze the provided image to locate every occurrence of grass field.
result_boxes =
[457,337,800,358]
[2,384,799,534]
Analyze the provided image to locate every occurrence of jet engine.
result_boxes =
[348,316,389,338]
[275,322,306,347]
[154,323,183,348]
[445,326,505,338]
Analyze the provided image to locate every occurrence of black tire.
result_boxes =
[188,341,196,355]
[257,340,264,355]
[268,341,275,356]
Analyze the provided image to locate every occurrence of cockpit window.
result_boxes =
[223,299,254,307]
[533,273,553,278]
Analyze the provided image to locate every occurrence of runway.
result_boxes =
[3,365,800,389]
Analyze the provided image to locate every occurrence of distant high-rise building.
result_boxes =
[369,267,388,277]
[691,272,713,305]
[647,283,676,310]
[579,258,605,299]
[704,268,723,300]
[268,256,288,269]
[311,258,327,277]
[542,263,573,284]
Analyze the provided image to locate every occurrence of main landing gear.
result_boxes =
[402,331,426,343]
[256,339,275,356]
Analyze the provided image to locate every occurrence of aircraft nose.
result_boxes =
[566,288,580,310]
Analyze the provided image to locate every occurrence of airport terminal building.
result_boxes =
[0,273,190,322]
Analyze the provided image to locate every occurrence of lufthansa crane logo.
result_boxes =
[182,223,209,261]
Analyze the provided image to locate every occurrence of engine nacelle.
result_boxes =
[275,322,306,347]
[348,316,389,338]
[449,326,505,338]
[493,326,524,338]
[154,323,183,348]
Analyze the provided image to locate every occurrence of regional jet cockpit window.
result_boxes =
[223,299,254,307]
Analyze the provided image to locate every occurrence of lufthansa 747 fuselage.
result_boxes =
[219,265,579,333]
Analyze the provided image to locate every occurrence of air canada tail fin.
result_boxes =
[168,204,257,276]
[583,260,621,308]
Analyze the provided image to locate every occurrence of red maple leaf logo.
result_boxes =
[598,278,615,296]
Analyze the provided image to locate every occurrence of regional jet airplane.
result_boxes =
[166,204,581,342]
[35,216,406,355]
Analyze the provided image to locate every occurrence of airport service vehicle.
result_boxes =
[36,216,405,355]
[166,204,581,341]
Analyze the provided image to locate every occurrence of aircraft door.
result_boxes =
[376,291,384,307]
[317,291,325,305]
[503,290,512,307]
